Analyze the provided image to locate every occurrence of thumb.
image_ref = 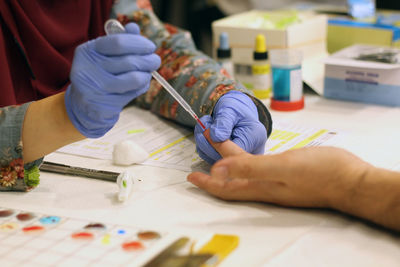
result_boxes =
[210,112,237,142]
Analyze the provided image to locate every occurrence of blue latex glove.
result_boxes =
[65,23,161,138]
[195,91,267,164]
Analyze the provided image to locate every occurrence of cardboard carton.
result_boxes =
[324,44,400,106]
[212,10,327,65]
[212,10,328,95]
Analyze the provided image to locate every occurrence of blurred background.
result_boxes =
[151,0,400,56]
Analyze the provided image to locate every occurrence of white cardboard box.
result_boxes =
[324,45,400,106]
[212,10,328,94]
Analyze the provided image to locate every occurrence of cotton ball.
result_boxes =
[113,140,149,166]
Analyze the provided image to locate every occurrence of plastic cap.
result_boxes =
[219,32,230,50]
[255,34,266,53]
[270,97,304,111]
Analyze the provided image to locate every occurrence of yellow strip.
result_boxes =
[271,130,297,140]
[127,128,146,134]
[270,133,300,152]
[149,134,192,157]
[289,130,328,150]
[272,130,295,140]
[270,129,282,139]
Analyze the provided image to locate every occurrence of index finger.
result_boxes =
[203,129,247,158]
[95,34,156,56]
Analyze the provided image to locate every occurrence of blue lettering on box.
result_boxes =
[324,77,400,106]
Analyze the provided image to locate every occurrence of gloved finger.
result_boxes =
[100,54,161,74]
[94,34,156,56]
[92,86,148,108]
[105,71,152,94]
[197,147,218,165]
[209,109,238,142]
[124,23,140,34]
[195,116,221,164]
[231,123,267,154]
[194,115,212,135]
[77,100,120,126]
[195,133,221,164]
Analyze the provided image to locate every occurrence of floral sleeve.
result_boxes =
[0,103,41,192]
[110,0,272,135]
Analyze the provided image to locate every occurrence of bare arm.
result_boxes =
[188,140,400,232]
[22,92,84,163]
[335,166,400,231]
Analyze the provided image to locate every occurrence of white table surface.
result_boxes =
[1,94,400,267]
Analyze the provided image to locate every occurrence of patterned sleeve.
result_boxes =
[110,0,272,135]
[0,103,41,192]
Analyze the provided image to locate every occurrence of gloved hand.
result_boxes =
[65,23,161,138]
[195,91,267,164]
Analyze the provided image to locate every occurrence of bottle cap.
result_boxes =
[270,97,304,111]
[217,32,231,59]
[254,34,268,60]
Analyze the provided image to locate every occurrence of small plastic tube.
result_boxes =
[117,171,134,202]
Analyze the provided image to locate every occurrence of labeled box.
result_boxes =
[212,10,328,94]
[212,10,327,65]
[324,44,400,106]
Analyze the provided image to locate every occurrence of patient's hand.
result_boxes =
[188,142,370,208]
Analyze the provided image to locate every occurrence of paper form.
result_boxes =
[57,106,208,172]
[265,121,341,155]
[58,106,342,172]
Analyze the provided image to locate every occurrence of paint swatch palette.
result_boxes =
[0,207,176,267]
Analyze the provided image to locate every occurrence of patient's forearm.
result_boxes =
[336,167,400,231]
[22,92,84,163]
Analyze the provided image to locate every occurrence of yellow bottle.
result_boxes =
[250,34,271,99]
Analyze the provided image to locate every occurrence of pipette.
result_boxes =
[104,19,206,130]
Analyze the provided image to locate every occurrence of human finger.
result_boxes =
[209,108,237,142]
[194,116,221,163]
[231,122,267,154]
[94,34,156,56]
[100,54,161,74]
[213,153,281,181]
[187,171,261,201]
[104,71,152,94]
[203,129,247,158]
[124,23,140,34]
[196,147,216,165]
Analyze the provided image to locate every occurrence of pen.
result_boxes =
[39,161,119,182]
[104,19,207,131]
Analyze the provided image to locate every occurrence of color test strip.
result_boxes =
[149,134,193,157]
[0,207,237,266]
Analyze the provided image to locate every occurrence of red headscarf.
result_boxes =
[0,0,114,106]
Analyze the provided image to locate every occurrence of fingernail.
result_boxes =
[212,166,228,179]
